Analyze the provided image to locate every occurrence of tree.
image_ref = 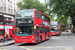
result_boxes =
[49,0,75,30]
[17,0,48,13]
[48,15,54,21]
[56,16,68,28]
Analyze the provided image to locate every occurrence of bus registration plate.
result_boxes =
[22,42,27,43]
[53,34,55,35]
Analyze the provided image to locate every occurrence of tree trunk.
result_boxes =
[71,16,75,33]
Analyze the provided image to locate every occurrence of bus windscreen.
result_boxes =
[15,26,34,36]
[51,21,57,25]
[51,26,57,32]
[16,10,34,19]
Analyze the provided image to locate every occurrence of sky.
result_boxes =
[0,0,3,7]
[39,0,45,3]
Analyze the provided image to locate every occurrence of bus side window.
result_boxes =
[45,16,48,21]
[0,20,3,24]
[36,11,41,19]
[40,27,44,33]
[45,16,50,22]
[36,11,39,18]
[47,28,50,32]
[48,18,50,22]
[11,22,14,25]
[5,21,9,25]
[41,14,45,20]
[13,30,14,34]
[38,12,41,19]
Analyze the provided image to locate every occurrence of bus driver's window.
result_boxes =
[16,27,22,34]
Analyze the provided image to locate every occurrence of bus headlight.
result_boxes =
[32,41,35,42]
[32,37,34,38]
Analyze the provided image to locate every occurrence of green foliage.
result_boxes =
[56,16,68,28]
[49,0,75,28]
[48,15,55,21]
[17,0,48,13]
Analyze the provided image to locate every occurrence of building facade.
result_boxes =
[0,0,22,15]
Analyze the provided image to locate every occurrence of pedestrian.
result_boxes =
[68,29,71,33]
[4,33,7,43]
[69,29,71,33]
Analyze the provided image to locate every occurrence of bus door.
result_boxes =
[45,28,47,39]
[35,27,39,42]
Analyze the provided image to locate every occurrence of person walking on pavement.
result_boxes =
[4,33,7,43]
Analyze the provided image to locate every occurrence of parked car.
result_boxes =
[0,36,4,43]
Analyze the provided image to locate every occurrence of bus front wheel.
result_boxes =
[40,36,42,42]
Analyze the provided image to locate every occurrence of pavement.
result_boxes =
[0,32,75,50]
[0,40,15,46]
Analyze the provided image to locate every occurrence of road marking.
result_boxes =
[0,46,74,50]
[19,46,33,50]
[46,47,54,48]
[59,49,62,50]
[3,49,7,50]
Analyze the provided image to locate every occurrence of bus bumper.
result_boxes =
[15,38,36,43]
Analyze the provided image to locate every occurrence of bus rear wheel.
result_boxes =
[48,35,50,40]
[10,36,12,40]
[58,34,61,36]
[0,39,4,43]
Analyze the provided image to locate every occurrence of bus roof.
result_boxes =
[17,9,50,19]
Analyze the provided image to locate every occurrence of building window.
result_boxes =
[8,9,10,13]
[14,3,15,8]
[8,0,10,7]
[14,9,15,13]
[4,7,6,11]
[11,1,12,8]
[4,0,6,4]
[11,9,12,14]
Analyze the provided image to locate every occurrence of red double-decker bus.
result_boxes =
[51,21,61,35]
[15,9,51,43]
[0,18,15,41]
